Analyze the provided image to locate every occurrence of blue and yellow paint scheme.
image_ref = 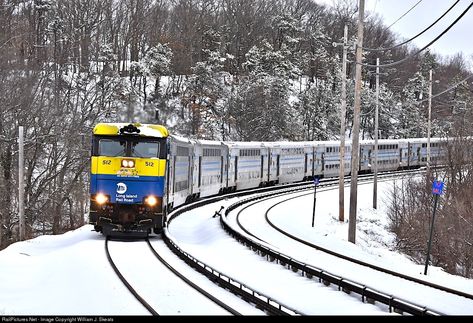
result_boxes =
[89,123,169,237]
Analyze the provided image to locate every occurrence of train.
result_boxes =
[89,122,445,237]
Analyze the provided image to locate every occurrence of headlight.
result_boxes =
[145,196,158,207]
[121,159,135,168]
[95,193,109,205]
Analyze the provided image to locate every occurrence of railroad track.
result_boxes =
[162,229,302,315]
[104,170,334,316]
[145,238,242,315]
[105,237,241,315]
[264,190,473,300]
[220,172,473,315]
[163,169,430,315]
[105,237,158,315]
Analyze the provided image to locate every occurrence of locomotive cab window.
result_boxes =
[131,141,159,158]
[93,136,165,158]
[98,139,126,157]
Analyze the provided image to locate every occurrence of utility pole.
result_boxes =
[425,179,444,275]
[424,193,439,275]
[311,178,319,227]
[427,69,432,172]
[373,57,379,209]
[19,126,25,241]
[348,0,365,244]
[336,25,348,222]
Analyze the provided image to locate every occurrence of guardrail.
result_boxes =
[163,230,302,315]
[164,168,441,316]
[220,188,441,316]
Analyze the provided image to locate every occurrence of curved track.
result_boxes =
[222,174,473,315]
[145,239,241,315]
[105,237,240,315]
[162,168,437,315]
[105,237,158,315]
[264,191,473,300]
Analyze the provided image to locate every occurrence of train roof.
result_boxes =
[225,141,325,149]
[169,134,193,144]
[169,136,227,147]
[264,141,318,148]
[360,138,404,145]
[319,140,351,146]
[194,138,226,146]
[396,137,443,144]
[93,123,169,138]
[225,141,268,149]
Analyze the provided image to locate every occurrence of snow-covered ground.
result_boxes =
[1,178,472,315]
[226,180,473,314]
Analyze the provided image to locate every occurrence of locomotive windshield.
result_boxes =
[131,141,159,158]
[98,139,126,157]
[94,136,164,158]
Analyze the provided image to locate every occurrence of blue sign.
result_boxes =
[91,174,165,203]
[432,180,444,195]
[314,178,320,185]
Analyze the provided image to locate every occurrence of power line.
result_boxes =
[417,74,473,104]
[357,1,473,68]
[385,0,424,30]
[363,0,460,52]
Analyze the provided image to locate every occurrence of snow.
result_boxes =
[219,181,473,314]
[1,178,472,315]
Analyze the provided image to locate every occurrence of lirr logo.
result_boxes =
[117,182,127,194]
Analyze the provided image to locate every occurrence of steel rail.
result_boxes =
[145,238,242,315]
[105,237,159,316]
[222,198,440,316]
[222,168,473,314]
[162,228,301,315]
[263,186,473,301]
[164,168,437,315]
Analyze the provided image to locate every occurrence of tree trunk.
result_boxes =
[80,29,90,71]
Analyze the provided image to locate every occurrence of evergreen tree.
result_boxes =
[233,38,301,140]
[184,49,231,139]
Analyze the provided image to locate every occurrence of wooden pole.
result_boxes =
[373,58,379,209]
[348,0,365,244]
[339,25,348,222]
[19,126,25,241]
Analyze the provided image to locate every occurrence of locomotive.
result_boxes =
[89,123,168,236]
[89,122,445,237]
